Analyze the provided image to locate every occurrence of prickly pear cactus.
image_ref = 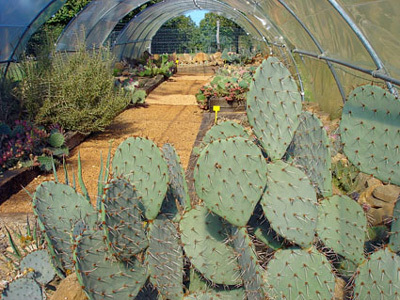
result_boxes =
[231,227,267,300]
[184,289,246,300]
[194,137,267,227]
[340,85,400,185]
[32,181,96,271]
[202,121,250,145]
[146,217,183,300]
[112,137,169,220]
[1,276,42,300]
[179,205,241,285]
[162,143,191,211]
[291,111,332,197]
[246,57,302,160]
[19,250,55,285]
[261,160,318,247]
[389,194,400,252]
[317,195,367,265]
[100,178,148,260]
[267,248,336,299]
[74,227,148,300]
[48,132,65,148]
[353,248,400,299]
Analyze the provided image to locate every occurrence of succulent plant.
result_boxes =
[74,227,148,300]
[340,85,400,186]
[267,248,336,299]
[290,111,332,197]
[1,276,43,300]
[32,181,96,271]
[194,137,267,227]
[246,56,302,160]
[353,248,400,299]
[261,160,318,247]
[317,195,367,265]
[100,178,148,260]
[202,121,250,145]
[19,250,56,285]
[112,137,169,220]
[179,205,241,285]
[162,143,191,212]
[146,217,183,300]
[389,194,400,252]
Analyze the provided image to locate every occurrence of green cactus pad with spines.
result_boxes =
[389,194,400,252]
[253,220,285,251]
[260,160,318,247]
[112,137,169,220]
[246,57,302,160]
[48,132,65,148]
[316,195,367,265]
[353,248,400,299]
[19,249,56,285]
[74,227,148,300]
[100,178,148,260]
[1,277,42,300]
[340,85,400,185]
[202,121,250,145]
[162,143,191,211]
[194,137,268,227]
[267,248,336,299]
[231,227,268,300]
[146,217,183,300]
[32,181,96,271]
[179,205,241,285]
[291,111,332,197]
[184,289,246,300]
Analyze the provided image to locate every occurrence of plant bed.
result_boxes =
[0,131,88,204]
[208,96,246,112]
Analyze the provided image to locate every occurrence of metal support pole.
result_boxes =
[277,0,347,103]
[327,0,397,95]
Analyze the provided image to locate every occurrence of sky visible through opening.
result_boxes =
[185,9,209,26]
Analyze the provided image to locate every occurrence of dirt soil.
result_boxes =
[0,70,213,284]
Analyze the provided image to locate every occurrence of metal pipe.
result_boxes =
[327,0,396,95]
[293,49,400,87]
[277,0,346,103]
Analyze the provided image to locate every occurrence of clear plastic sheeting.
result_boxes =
[0,0,66,64]
[1,0,400,116]
[113,0,271,60]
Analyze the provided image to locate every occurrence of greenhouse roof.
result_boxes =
[1,0,399,115]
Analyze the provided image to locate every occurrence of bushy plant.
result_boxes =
[18,44,130,134]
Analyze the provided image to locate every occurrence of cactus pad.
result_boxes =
[231,227,267,299]
[48,132,65,148]
[317,195,367,265]
[340,85,400,185]
[194,137,267,227]
[32,181,96,270]
[74,227,148,299]
[100,178,148,260]
[184,289,246,300]
[112,137,169,220]
[146,217,183,300]
[246,57,302,160]
[19,250,55,285]
[162,143,191,211]
[267,248,336,299]
[389,194,400,252]
[291,111,332,197]
[353,248,400,299]
[261,160,318,247]
[202,121,250,145]
[179,205,241,285]
[1,277,42,300]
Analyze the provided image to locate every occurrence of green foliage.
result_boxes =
[331,159,359,193]
[20,45,130,133]
[0,78,21,124]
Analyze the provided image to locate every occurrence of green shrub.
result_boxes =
[19,44,130,134]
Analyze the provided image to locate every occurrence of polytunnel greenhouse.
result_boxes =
[0,0,400,299]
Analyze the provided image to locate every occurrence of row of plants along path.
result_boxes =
[2,56,400,300]
[0,46,176,175]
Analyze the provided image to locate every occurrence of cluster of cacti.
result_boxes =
[3,56,399,300]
